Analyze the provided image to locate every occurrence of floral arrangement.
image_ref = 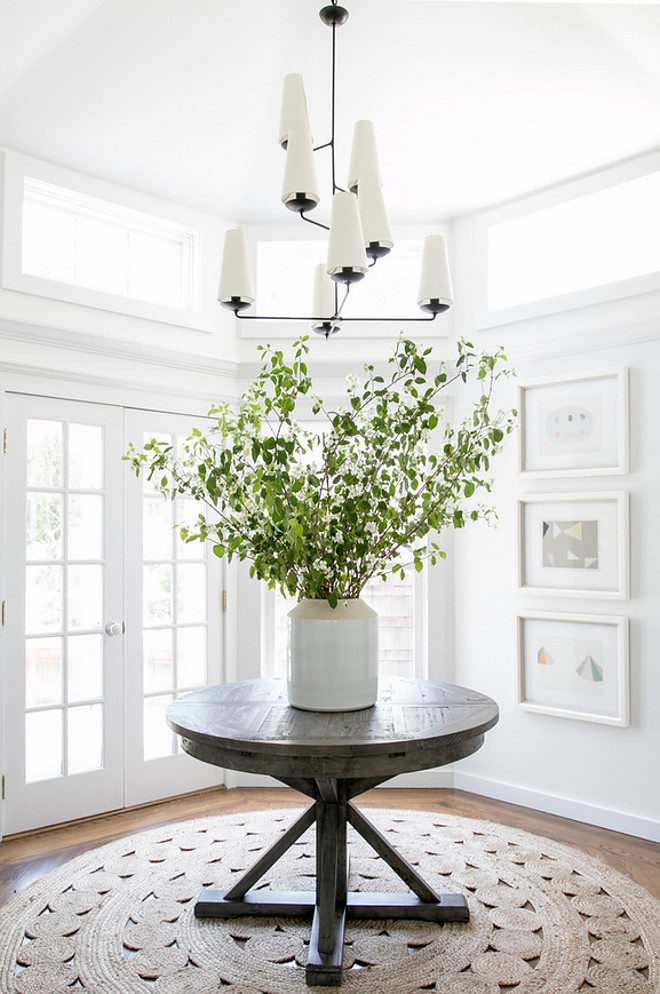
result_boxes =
[127,336,516,608]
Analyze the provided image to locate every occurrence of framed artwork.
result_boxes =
[519,369,628,476]
[517,611,629,725]
[518,492,629,599]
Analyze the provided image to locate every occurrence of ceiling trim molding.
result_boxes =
[0,361,236,406]
[504,320,660,364]
[0,317,239,378]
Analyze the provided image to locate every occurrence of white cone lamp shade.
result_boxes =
[311,263,339,335]
[417,235,453,314]
[312,262,340,338]
[281,128,320,213]
[357,174,393,259]
[327,191,368,284]
[347,120,381,192]
[218,229,255,311]
[279,73,312,148]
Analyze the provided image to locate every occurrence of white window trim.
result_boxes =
[469,148,660,332]
[1,149,221,333]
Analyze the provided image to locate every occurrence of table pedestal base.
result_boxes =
[194,780,469,986]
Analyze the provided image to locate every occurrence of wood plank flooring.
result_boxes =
[1,787,659,908]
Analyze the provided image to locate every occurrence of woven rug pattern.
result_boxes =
[0,808,658,993]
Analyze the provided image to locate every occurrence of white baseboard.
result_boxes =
[223,769,660,843]
[453,772,660,844]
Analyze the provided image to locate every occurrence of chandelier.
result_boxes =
[217,1,453,338]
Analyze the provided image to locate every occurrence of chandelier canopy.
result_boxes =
[218,1,453,338]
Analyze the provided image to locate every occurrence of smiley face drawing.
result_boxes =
[545,405,594,446]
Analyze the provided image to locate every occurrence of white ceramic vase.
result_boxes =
[287,598,378,711]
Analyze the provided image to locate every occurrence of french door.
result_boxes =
[2,395,223,835]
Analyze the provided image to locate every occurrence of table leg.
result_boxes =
[305,781,348,984]
[194,778,469,987]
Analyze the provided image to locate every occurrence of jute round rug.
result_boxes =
[0,808,658,994]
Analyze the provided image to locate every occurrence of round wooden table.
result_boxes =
[167,677,499,987]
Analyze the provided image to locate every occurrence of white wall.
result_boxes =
[447,210,660,841]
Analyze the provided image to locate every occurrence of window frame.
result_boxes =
[470,148,660,332]
[1,149,220,333]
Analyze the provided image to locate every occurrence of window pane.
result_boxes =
[22,177,198,312]
[68,495,103,560]
[26,709,63,782]
[176,564,206,624]
[487,170,660,311]
[26,564,63,634]
[362,573,414,679]
[22,200,76,283]
[175,499,203,560]
[26,493,62,560]
[68,424,103,489]
[68,564,103,630]
[177,626,206,688]
[130,231,186,309]
[26,637,63,707]
[27,420,62,488]
[143,496,173,560]
[68,633,103,702]
[142,433,172,494]
[144,628,173,693]
[257,239,424,319]
[68,704,103,774]
[144,695,174,760]
[274,591,296,679]
[76,215,128,296]
[144,564,172,624]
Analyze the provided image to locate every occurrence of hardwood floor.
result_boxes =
[1,786,658,907]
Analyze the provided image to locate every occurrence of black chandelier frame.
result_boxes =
[228,1,447,337]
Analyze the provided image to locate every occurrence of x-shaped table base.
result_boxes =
[194,777,469,986]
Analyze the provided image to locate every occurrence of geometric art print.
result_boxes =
[542,519,599,569]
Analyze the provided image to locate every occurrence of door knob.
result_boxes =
[104,621,124,636]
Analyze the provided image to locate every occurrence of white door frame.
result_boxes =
[1,393,225,835]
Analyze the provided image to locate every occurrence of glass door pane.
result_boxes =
[3,396,125,834]
[124,410,223,807]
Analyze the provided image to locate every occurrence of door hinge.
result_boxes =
[1,775,5,801]
[2,428,6,454]
[222,590,227,613]
[1,601,6,626]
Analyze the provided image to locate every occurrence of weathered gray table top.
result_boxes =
[167,678,499,781]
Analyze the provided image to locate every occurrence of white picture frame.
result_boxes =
[519,368,628,476]
[518,492,629,599]
[517,611,629,726]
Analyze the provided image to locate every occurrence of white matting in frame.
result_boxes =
[517,611,629,726]
[519,368,628,476]
[518,492,629,599]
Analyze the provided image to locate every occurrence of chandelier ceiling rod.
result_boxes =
[217,1,454,338]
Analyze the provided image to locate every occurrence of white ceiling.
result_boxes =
[1,0,660,225]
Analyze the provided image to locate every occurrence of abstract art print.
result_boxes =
[519,492,628,598]
[542,519,599,568]
[518,611,629,725]
[519,369,628,476]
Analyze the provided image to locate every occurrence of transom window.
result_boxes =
[21,177,199,312]
[257,239,424,318]
[487,170,660,312]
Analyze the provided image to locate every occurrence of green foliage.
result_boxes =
[125,336,516,602]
